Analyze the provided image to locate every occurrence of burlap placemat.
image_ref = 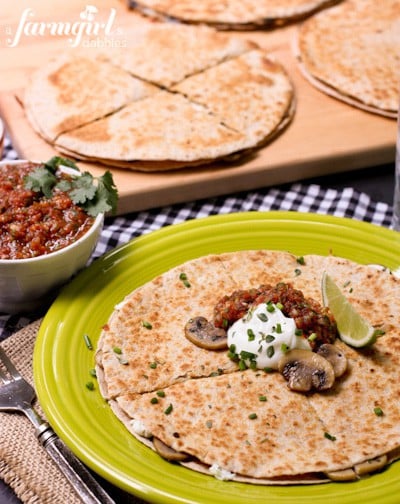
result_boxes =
[0,320,144,504]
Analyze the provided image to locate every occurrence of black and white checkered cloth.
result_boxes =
[0,135,393,339]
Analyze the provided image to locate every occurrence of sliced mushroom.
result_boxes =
[316,344,347,378]
[184,316,227,350]
[278,349,335,392]
[153,437,189,462]
[324,468,358,482]
[354,455,388,476]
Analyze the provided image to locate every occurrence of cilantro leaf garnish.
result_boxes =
[25,166,57,198]
[68,172,97,205]
[24,157,118,216]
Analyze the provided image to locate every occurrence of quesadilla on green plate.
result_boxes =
[96,250,400,484]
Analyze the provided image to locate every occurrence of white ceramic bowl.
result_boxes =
[0,160,103,314]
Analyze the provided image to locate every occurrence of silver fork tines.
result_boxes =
[0,347,37,414]
[0,346,115,504]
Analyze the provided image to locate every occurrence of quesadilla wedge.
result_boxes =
[295,0,400,118]
[96,250,400,484]
[24,52,159,142]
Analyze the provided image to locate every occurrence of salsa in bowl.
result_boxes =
[0,157,117,313]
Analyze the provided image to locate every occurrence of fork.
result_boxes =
[0,346,115,504]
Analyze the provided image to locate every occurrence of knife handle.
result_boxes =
[36,423,115,504]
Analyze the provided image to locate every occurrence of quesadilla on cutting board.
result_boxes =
[24,23,294,172]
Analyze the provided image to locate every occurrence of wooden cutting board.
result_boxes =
[0,1,396,215]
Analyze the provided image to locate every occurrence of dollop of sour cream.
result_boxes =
[227,303,311,370]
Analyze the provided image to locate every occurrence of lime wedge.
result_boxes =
[321,272,377,348]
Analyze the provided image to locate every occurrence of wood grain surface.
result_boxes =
[0,0,396,214]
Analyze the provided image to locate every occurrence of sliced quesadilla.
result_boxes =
[96,250,400,484]
[24,24,295,171]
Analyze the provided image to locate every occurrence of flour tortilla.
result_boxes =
[24,24,295,172]
[96,250,400,483]
[295,0,400,118]
[131,0,343,30]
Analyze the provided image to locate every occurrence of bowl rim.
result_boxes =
[0,159,104,264]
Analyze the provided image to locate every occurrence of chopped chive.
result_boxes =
[281,343,290,353]
[257,312,268,322]
[267,346,275,358]
[149,361,157,369]
[296,256,305,265]
[263,367,273,373]
[89,368,97,377]
[308,333,317,342]
[238,360,247,371]
[156,390,166,397]
[85,381,95,391]
[84,334,93,350]
[248,413,258,420]
[164,403,173,415]
[276,302,283,311]
[259,395,267,402]
[276,323,282,334]
[374,407,384,417]
[179,272,191,288]
[150,397,159,404]
[113,346,122,354]
[240,350,256,360]
[266,302,275,313]
[142,320,152,330]
[265,334,275,343]
[294,268,302,276]
[324,432,336,441]
[247,328,256,341]
[295,328,303,336]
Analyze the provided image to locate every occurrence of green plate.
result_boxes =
[33,211,400,504]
